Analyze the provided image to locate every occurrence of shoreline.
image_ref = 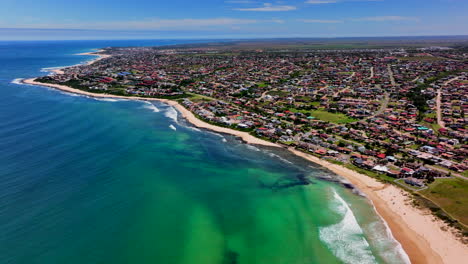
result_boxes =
[20,53,467,264]
[46,50,111,75]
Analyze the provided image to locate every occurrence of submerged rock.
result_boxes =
[261,173,315,191]
[223,250,239,264]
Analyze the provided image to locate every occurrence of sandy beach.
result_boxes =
[21,55,467,264]
[45,50,110,75]
[77,50,112,65]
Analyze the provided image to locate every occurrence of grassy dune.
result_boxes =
[419,178,468,227]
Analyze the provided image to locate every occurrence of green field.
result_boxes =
[310,109,356,124]
[289,108,356,124]
[419,178,468,226]
[186,92,214,102]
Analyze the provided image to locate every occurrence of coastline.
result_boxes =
[20,53,467,264]
[47,50,111,75]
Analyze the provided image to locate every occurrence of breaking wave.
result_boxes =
[186,126,201,132]
[10,78,24,85]
[367,204,411,264]
[206,131,225,139]
[142,102,160,112]
[92,98,121,102]
[267,152,293,165]
[245,145,261,152]
[319,189,377,264]
[164,106,178,123]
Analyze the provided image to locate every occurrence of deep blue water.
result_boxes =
[0,40,409,264]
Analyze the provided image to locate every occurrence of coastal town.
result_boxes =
[34,44,468,237]
[37,46,468,181]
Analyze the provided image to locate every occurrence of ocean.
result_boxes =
[0,40,409,264]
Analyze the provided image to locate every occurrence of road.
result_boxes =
[436,76,460,129]
[436,88,445,129]
[387,64,396,86]
[351,92,389,124]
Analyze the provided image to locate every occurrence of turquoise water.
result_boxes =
[0,40,409,263]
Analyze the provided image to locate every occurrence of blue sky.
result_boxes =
[1,0,467,40]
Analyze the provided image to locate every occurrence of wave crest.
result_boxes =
[10,78,24,85]
[319,189,377,264]
[164,106,178,123]
[142,102,160,112]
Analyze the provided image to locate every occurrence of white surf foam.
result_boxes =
[186,126,201,132]
[367,204,411,264]
[169,124,177,131]
[10,78,24,85]
[206,131,225,139]
[267,152,293,164]
[246,145,261,152]
[319,189,377,264]
[142,102,160,112]
[93,98,121,102]
[164,106,179,123]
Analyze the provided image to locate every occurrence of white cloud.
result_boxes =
[233,3,297,11]
[354,16,419,22]
[298,19,343,23]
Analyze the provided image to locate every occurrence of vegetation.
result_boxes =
[407,70,461,117]
[310,109,357,124]
[419,178,468,227]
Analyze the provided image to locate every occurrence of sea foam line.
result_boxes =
[10,78,24,85]
[267,152,294,165]
[142,101,160,112]
[164,106,179,123]
[319,189,377,264]
[367,202,411,264]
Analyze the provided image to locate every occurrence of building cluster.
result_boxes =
[38,46,468,185]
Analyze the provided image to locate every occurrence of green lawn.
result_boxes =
[187,92,214,102]
[288,108,356,124]
[310,109,356,124]
[419,178,468,226]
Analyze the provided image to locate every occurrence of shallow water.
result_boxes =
[0,40,409,263]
